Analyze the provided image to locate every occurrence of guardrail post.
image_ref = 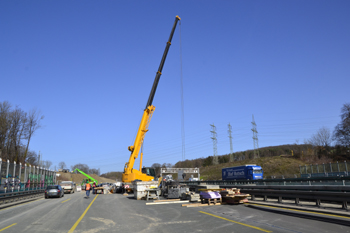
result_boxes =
[278,196,282,203]
[316,199,321,207]
[345,161,348,173]
[251,195,255,201]
[337,161,340,172]
[342,201,348,210]
[295,198,299,205]
[263,195,267,201]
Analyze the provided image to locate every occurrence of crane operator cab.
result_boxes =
[141,167,156,180]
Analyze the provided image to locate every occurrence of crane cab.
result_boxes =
[141,167,156,179]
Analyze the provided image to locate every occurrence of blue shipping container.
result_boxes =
[222,165,263,180]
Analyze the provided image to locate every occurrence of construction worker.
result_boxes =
[85,182,91,198]
[92,182,96,194]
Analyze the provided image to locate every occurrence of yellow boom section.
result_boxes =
[122,105,155,182]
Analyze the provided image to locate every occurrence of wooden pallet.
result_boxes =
[200,197,222,205]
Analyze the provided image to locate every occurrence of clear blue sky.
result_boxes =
[1,1,349,174]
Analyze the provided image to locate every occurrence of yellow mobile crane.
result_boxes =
[122,16,181,183]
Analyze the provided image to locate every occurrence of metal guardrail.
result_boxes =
[179,176,350,186]
[179,178,350,210]
[0,189,45,205]
[237,186,350,210]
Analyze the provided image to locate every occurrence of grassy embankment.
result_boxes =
[200,156,306,180]
[56,172,116,184]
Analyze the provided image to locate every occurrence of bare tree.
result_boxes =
[0,102,44,163]
[89,168,100,175]
[43,160,52,169]
[71,163,90,173]
[306,127,332,147]
[24,108,44,161]
[333,103,350,147]
[58,161,67,170]
[25,150,38,165]
[0,101,11,159]
[151,163,162,176]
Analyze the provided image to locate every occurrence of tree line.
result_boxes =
[70,163,100,175]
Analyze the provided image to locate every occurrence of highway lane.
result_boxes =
[1,192,350,233]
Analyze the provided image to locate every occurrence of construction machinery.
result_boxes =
[72,168,98,188]
[122,15,181,183]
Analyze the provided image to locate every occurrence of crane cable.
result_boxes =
[179,21,186,162]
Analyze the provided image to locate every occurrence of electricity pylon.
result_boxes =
[210,124,218,165]
[228,123,234,162]
[251,115,259,158]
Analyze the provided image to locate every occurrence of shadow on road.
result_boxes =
[245,204,350,227]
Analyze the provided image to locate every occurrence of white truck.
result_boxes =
[60,181,76,194]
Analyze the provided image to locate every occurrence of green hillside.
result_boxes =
[200,156,306,180]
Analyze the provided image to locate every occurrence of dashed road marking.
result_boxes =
[61,198,71,203]
[0,223,17,232]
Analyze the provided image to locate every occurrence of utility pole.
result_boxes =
[210,124,218,165]
[251,115,259,158]
[228,123,234,162]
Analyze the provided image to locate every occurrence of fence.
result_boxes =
[300,161,349,178]
[0,158,56,193]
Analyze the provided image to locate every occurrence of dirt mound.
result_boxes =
[57,172,116,185]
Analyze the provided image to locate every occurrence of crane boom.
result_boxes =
[146,15,181,109]
[122,16,181,183]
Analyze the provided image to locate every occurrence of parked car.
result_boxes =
[45,185,64,198]
[60,181,76,194]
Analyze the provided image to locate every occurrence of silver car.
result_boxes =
[45,185,64,198]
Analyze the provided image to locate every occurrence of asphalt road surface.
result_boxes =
[0,191,350,233]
